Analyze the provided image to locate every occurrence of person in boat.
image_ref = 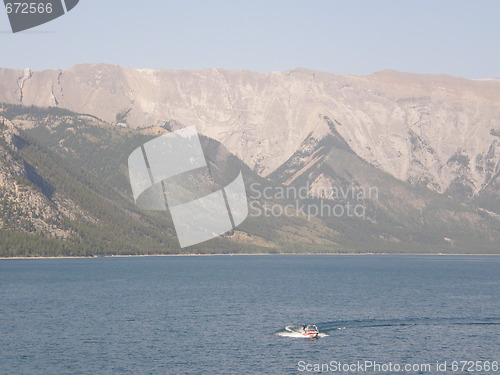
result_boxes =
[303,324,307,331]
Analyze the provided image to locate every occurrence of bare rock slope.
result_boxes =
[0,65,498,199]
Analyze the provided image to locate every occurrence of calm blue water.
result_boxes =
[0,255,499,374]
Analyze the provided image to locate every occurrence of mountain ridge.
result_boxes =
[0,64,497,203]
[0,65,498,255]
[0,104,498,255]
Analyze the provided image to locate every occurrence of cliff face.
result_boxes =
[1,65,498,201]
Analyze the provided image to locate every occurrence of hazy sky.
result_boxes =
[1,0,499,78]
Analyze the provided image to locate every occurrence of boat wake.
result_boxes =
[277,317,499,338]
[317,316,500,334]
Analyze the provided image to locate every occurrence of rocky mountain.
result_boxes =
[0,109,179,256]
[0,103,498,255]
[0,65,498,255]
[0,65,498,204]
[0,105,358,256]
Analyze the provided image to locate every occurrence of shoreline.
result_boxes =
[1,252,499,260]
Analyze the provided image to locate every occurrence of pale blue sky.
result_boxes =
[1,0,499,78]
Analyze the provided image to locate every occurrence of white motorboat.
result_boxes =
[285,324,320,338]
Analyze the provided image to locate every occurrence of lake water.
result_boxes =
[0,255,499,374]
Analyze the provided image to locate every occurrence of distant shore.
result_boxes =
[1,252,498,260]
